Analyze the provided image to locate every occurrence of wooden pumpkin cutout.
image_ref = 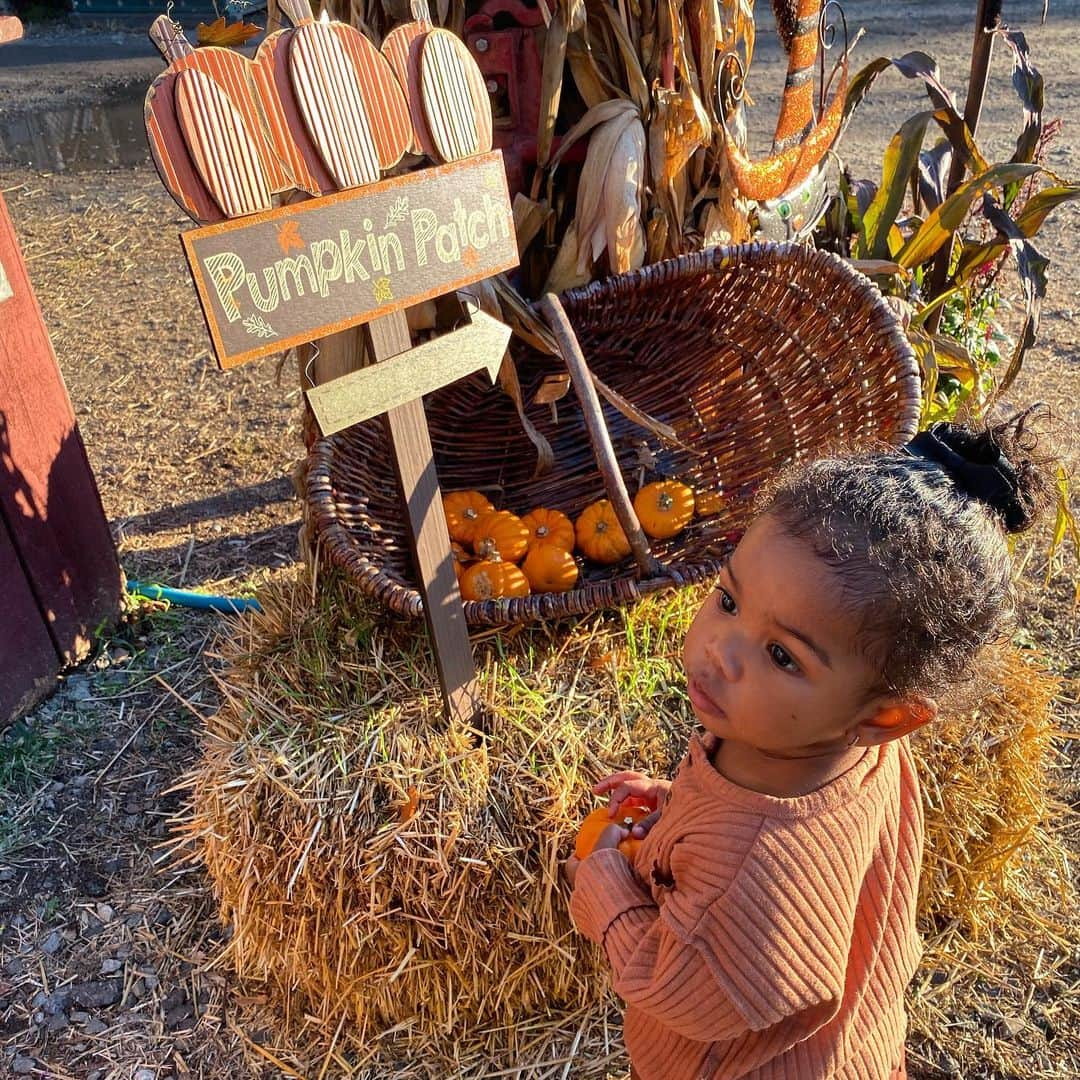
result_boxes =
[144,15,293,222]
[289,15,412,190]
[145,18,223,223]
[417,29,493,163]
[251,0,332,196]
[327,20,413,172]
[290,20,381,188]
[175,67,273,217]
[403,14,440,161]
[381,0,433,155]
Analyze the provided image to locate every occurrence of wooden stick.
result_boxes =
[539,294,660,579]
[925,0,1000,332]
[366,310,482,724]
[299,290,479,724]
[148,14,195,62]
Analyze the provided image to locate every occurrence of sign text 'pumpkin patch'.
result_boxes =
[184,152,516,368]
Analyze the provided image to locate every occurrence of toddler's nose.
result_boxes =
[706,635,742,682]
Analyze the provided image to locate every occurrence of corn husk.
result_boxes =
[318,0,761,304]
[604,120,647,273]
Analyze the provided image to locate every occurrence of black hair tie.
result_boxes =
[904,422,1031,532]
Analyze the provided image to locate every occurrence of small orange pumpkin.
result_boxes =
[634,480,695,539]
[450,541,472,582]
[472,510,530,562]
[574,799,652,861]
[575,500,631,564]
[459,557,531,601]
[443,490,494,545]
[694,488,726,517]
[522,543,579,593]
[521,507,575,552]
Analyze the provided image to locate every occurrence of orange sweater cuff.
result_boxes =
[570,849,655,945]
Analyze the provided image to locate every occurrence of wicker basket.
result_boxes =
[306,243,921,626]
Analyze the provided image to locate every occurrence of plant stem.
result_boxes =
[925,0,1002,334]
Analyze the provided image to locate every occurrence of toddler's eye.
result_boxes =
[716,587,737,614]
[769,643,799,672]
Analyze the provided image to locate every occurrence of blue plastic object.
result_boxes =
[126,581,262,614]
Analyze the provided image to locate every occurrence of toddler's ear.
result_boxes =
[854,696,937,746]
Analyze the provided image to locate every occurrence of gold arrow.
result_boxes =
[305,310,511,436]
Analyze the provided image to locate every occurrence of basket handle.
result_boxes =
[539,294,661,579]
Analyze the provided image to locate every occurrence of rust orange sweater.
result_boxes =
[570,734,923,1079]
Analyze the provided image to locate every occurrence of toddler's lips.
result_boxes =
[688,677,725,719]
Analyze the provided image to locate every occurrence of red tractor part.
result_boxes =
[464,0,585,197]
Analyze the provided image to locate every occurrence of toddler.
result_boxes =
[564,414,1050,1080]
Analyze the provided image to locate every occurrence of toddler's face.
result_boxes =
[682,512,881,757]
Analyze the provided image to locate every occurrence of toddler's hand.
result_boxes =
[627,808,662,840]
[593,771,672,823]
[563,823,629,889]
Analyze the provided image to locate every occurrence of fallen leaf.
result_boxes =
[196,17,262,48]
[398,787,421,823]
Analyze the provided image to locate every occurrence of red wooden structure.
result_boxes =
[463,0,545,196]
[0,192,121,725]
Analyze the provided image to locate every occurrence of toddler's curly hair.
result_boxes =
[758,408,1053,697]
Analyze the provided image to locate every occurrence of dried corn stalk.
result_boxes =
[544,102,647,291]
[323,0,761,291]
[534,0,759,286]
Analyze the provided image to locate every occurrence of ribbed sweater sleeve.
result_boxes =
[569,739,909,1059]
[680,819,857,1031]
[570,849,752,1041]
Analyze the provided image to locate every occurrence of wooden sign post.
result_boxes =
[144,7,517,722]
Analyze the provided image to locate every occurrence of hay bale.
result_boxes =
[914,645,1068,946]
[907,646,1074,1078]
[174,570,693,1074]
[175,570,1071,1075]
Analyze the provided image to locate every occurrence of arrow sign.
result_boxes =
[305,310,510,436]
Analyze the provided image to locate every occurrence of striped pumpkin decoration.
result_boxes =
[290,21,383,189]
[175,67,273,217]
[417,29,494,164]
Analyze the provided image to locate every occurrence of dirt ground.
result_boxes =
[0,2,1078,1078]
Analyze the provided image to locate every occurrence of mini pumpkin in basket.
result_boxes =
[306,243,920,627]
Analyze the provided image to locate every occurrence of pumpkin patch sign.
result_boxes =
[143,3,518,724]
[185,152,516,368]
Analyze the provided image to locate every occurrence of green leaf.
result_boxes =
[1046,466,1080,586]
[928,332,976,390]
[910,282,967,329]
[858,111,933,260]
[953,239,1002,284]
[842,56,894,132]
[928,107,989,178]
[1016,183,1080,234]
[998,30,1045,204]
[840,52,989,182]
[918,140,952,212]
[953,185,1080,283]
[896,162,1040,270]
[907,326,939,425]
